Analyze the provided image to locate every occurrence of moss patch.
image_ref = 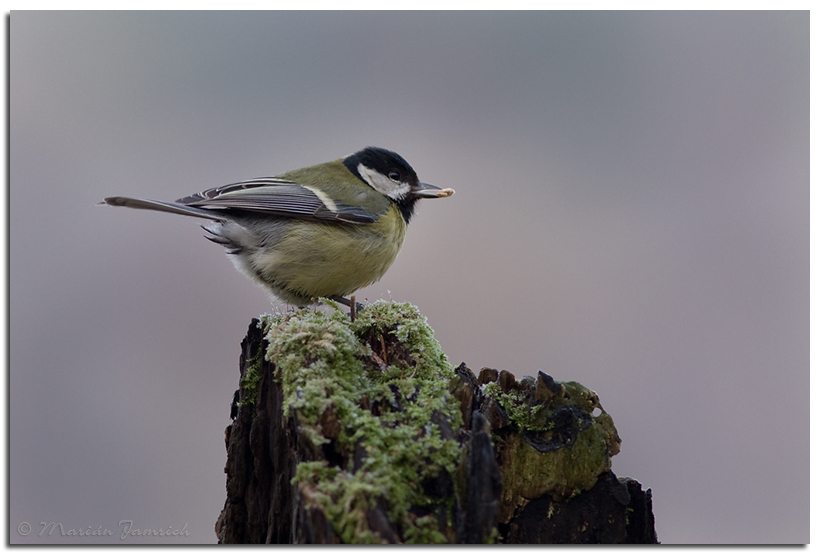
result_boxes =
[260,301,462,544]
[483,375,621,522]
[237,340,264,408]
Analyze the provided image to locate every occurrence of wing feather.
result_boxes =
[176,178,378,224]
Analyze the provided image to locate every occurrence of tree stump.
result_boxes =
[215,303,658,544]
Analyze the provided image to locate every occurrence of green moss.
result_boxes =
[485,377,621,523]
[497,418,612,511]
[261,301,461,544]
[403,514,448,544]
[484,382,552,431]
[237,344,264,408]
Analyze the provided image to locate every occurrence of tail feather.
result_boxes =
[100,196,227,222]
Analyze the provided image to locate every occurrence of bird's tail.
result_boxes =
[99,196,226,222]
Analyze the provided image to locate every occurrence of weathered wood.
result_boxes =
[215,311,658,544]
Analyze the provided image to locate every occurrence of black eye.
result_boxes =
[388,171,401,182]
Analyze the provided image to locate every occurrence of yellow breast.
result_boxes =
[246,205,407,304]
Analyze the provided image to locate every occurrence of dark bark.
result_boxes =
[500,471,657,544]
[215,320,658,544]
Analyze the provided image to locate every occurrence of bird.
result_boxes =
[101,147,454,310]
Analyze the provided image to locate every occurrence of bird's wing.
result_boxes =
[176,178,379,224]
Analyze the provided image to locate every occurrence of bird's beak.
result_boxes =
[410,182,455,199]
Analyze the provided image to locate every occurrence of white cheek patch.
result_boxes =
[358,163,410,200]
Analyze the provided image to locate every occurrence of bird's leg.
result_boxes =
[328,295,364,321]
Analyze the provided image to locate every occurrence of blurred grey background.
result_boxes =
[10,11,807,544]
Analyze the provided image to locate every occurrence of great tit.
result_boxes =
[102,146,454,307]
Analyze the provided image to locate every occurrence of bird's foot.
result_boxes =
[328,295,365,321]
